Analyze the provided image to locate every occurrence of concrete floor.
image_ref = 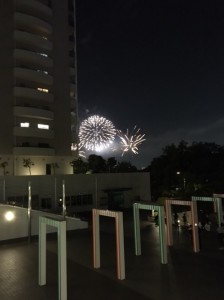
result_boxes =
[0,210,224,300]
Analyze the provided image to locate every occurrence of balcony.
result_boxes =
[70,97,77,111]
[70,83,76,97]
[14,12,52,36]
[70,67,75,76]
[14,67,53,86]
[15,0,53,20]
[14,126,54,139]
[14,106,54,120]
[14,49,53,69]
[14,30,52,52]
[14,86,53,103]
[13,146,55,156]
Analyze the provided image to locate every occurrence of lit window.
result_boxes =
[37,88,49,93]
[37,70,48,74]
[38,124,49,130]
[20,122,29,127]
[39,53,48,57]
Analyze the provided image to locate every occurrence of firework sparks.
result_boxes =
[79,115,116,152]
[71,143,86,158]
[117,126,146,156]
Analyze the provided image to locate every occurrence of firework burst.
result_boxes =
[117,126,146,156]
[79,115,116,152]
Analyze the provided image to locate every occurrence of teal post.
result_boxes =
[39,218,46,286]
[39,216,67,300]
[216,198,223,226]
[158,206,167,264]
[192,196,223,227]
[133,203,141,255]
[133,203,168,264]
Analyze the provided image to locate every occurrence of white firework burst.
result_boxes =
[117,126,146,156]
[79,115,116,152]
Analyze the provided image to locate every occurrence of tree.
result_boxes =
[70,157,88,174]
[23,158,34,175]
[0,159,8,176]
[116,161,137,173]
[106,157,118,172]
[146,141,224,200]
[51,162,59,175]
[87,154,106,173]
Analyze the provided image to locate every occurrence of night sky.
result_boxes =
[75,0,224,168]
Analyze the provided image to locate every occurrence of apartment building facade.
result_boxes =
[0,0,78,175]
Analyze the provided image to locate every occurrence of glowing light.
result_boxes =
[37,88,48,93]
[4,211,15,221]
[117,126,146,156]
[38,124,49,130]
[20,122,29,128]
[79,115,116,152]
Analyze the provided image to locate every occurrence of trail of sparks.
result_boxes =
[71,143,86,158]
[117,126,146,156]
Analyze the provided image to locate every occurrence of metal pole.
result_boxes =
[28,180,32,243]
[62,180,66,219]
[95,175,98,208]
[3,177,5,203]
[54,176,57,210]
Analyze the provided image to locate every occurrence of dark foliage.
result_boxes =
[144,141,224,200]
[70,155,138,174]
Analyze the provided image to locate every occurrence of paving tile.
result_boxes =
[0,211,224,300]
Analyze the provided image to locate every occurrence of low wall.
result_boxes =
[0,204,88,242]
[0,172,151,212]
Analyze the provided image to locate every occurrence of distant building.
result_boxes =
[0,0,78,175]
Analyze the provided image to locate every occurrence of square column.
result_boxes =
[192,196,224,226]
[133,203,167,264]
[165,199,200,253]
[213,194,224,226]
[92,209,125,280]
[39,216,67,300]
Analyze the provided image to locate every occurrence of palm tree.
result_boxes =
[23,158,34,175]
[0,160,8,175]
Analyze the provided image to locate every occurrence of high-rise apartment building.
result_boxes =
[0,0,78,175]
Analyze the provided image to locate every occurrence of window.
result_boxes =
[37,88,49,93]
[37,70,48,74]
[20,122,29,127]
[38,53,48,57]
[38,124,49,130]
